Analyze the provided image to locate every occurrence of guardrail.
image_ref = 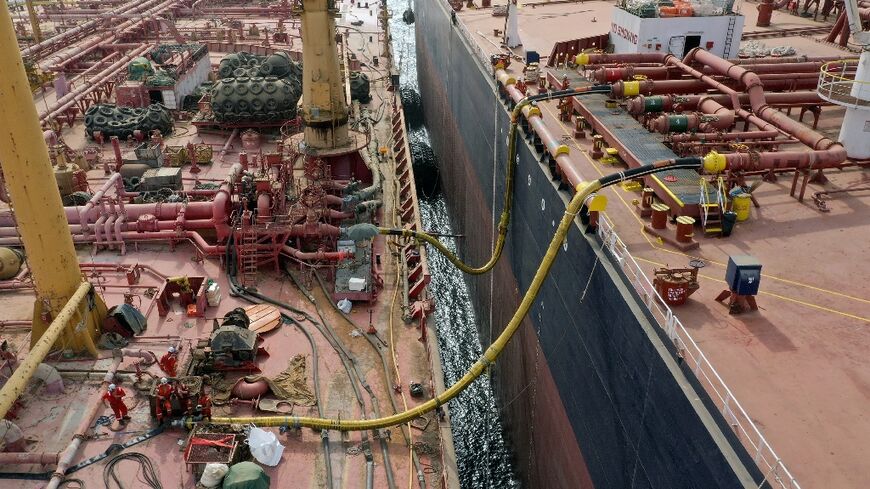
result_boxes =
[596,214,801,489]
[817,60,870,110]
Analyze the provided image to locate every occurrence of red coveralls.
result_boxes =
[159,352,178,377]
[102,387,129,420]
[197,393,212,419]
[155,383,173,421]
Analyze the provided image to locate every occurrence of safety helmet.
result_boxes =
[108,384,116,391]
[160,377,169,384]
[168,346,177,354]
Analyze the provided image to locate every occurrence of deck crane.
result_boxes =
[0,0,109,418]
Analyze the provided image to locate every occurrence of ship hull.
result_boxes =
[415,1,767,488]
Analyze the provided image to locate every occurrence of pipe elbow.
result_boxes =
[34,363,64,394]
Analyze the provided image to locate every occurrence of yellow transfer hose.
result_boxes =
[194,180,598,431]
[190,156,703,432]
[381,86,610,275]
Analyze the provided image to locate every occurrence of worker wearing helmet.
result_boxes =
[159,346,178,377]
[154,377,174,423]
[195,390,212,420]
[102,383,130,422]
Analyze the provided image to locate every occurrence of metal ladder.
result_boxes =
[699,177,726,237]
[723,16,737,58]
[236,210,260,286]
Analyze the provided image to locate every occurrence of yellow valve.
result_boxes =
[622,81,641,97]
[575,53,590,66]
[703,151,727,174]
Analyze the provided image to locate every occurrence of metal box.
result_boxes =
[132,143,165,168]
[116,81,149,108]
[725,255,762,296]
[140,167,183,191]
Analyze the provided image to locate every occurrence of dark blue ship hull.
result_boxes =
[414,1,768,488]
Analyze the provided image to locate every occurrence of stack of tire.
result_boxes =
[349,71,371,104]
[84,103,173,139]
[211,51,303,124]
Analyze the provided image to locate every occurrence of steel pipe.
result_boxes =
[627,92,824,114]
[0,282,91,419]
[39,44,151,122]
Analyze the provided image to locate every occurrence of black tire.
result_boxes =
[220,83,235,96]
[147,112,162,124]
[235,84,249,96]
[249,81,263,95]
[93,114,109,126]
[237,100,250,112]
[263,80,278,94]
[265,98,278,111]
[250,99,264,112]
[98,105,115,117]
[237,111,251,121]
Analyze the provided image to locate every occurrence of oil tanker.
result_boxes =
[414,1,870,488]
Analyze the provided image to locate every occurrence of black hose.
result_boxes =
[102,452,162,489]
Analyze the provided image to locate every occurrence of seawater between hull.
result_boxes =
[386,1,520,487]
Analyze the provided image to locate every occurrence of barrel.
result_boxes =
[657,272,690,306]
[651,203,670,229]
[675,216,695,243]
[732,194,751,221]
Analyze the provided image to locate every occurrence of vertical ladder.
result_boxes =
[723,16,737,58]
[238,211,259,286]
[700,177,725,237]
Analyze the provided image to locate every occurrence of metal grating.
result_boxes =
[585,94,702,205]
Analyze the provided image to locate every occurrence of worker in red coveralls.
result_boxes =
[195,390,212,420]
[158,346,178,377]
[103,384,130,422]
[154,377,174,423]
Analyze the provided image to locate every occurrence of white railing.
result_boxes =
[596,214,801,489]
[817,60,870,110]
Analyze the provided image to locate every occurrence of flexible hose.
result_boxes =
[380,86,611,275]
[188,157,702,431]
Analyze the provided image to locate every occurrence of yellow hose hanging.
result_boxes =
[381,86,604,275]
[190,179,602,431]
[189,154,702,431]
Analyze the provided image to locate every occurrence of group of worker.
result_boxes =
[102,346,212,424]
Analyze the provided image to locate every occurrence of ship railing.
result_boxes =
[597,214,801,489]
[817,60,870,110]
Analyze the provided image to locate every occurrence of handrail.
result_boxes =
[817,60,870,109]
[597,214,801,489]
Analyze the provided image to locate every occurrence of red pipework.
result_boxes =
[281,245,351,262]
[111,137,123,170]
[593,61,844,83]
[257,193,272,219]
[0,452,60,465]
[679,49,847,169]
[39,44,152,122]
[610,77,819,97]
[627,92,824,115]
[500,73,590,189]
[20,0,159,59]
[670,130,782,143]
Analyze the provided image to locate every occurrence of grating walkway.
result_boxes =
[584,94,702,206]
